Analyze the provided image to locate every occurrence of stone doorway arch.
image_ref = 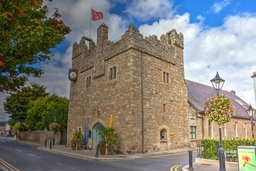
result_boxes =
[92,123,104,149]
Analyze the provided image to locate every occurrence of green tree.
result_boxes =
[0,0,71,92]
[13,122,20,135]
[4,83,49,126]
[26,94,68,131]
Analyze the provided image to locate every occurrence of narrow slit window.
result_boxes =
[163,104,166,112]
[86,76,91,88]
[109,66,116,80]
[163,72,169,83]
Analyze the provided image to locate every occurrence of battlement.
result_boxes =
[71,23,184,73]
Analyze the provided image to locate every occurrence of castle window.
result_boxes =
[160,129,167,140]
[190,126,196,139]
[86,76,91,88]
[163,104,166,112]
[163,72,169,83]
[109,66,116,80]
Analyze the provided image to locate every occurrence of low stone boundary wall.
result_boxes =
[19,131,59,145]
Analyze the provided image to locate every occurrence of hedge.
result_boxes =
[200,138,254,160]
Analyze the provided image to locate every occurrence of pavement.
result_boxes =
[38,144,238,171]
[182,158,238,171]
[1,138,238,171]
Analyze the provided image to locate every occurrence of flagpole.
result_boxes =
[90,8,92,39]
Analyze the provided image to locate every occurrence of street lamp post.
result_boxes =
[210,71,226,171]
[247,104,255,146]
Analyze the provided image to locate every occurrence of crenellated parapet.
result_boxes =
[71,23,184,74]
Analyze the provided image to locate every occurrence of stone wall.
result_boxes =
[68,23,189,153]
[19,131,58,145]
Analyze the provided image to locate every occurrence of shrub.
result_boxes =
[200,138,254,160]
[99,127,118,155]
[71,131,83,150]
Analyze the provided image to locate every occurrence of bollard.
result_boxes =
[49,140,52,149]
[188,150,194,171]
[95,144,100,157]
[45,140,47,148]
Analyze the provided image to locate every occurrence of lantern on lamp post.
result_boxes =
[210,71,226,171]
[247,104,255,146]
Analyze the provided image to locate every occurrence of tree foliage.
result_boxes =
[0,0,71,92]
[26,94,68,131]
[4,83,49,126]
[13,122,20,135]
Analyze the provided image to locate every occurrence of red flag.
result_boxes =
[91,9,103,21]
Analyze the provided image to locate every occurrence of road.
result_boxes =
[0,137,196,171]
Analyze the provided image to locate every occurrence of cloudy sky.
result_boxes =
[1,0,256,121]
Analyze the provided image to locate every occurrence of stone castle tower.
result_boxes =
[68,23,189,153]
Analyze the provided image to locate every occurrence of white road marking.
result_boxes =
[15,149,22,152]
[29,154,41,158]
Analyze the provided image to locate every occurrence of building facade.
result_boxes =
[187,80,255,147]
[67,23,189,153]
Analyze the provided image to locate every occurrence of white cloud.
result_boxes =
[211,0,231,14]
[1,0,256,122]
[137,12,256,107]
[125,0,174,21]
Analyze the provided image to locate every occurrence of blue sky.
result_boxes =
[1,0,256,121]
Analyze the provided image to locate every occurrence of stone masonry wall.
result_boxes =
[67,23,189,153]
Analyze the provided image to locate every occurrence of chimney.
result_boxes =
[230,90,236,94]
[251,70,256,106]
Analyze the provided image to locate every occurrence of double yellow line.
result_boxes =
[170,164,181,171]
[0,158,20,171]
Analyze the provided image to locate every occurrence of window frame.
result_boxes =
[190,126,196,139]
[109,66,117,80]
[163,72,169,83]
[160,129,167,140]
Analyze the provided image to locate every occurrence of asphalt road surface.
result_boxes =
[0,137,196,171]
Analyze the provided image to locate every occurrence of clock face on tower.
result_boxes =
[68,69,78,81]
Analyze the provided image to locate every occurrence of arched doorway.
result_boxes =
[92,123,104,149]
